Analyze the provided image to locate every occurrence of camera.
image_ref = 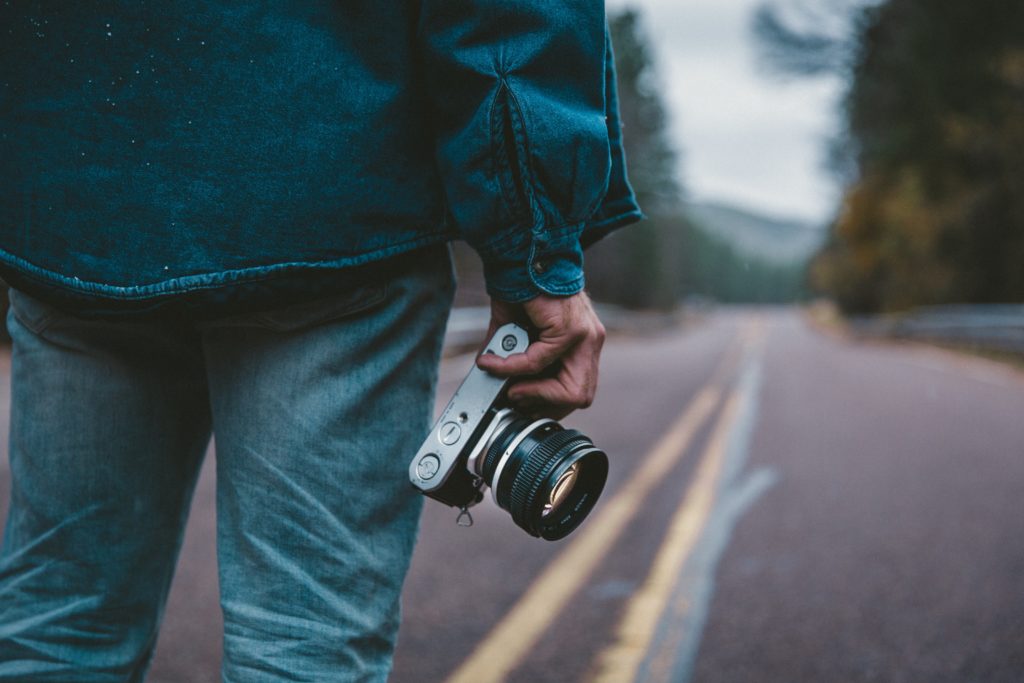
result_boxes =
[409,323,608,540]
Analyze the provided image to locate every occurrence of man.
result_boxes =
[0,1,640,680]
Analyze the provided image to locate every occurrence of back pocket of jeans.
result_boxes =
[8,288,63,335]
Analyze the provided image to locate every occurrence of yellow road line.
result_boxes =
[444,380,727,683]
[590,386,746,683]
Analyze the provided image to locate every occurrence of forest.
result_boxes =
[758,0,1024,313]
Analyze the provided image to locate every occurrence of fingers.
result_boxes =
[506,366,597,419]
[477,291,606,418]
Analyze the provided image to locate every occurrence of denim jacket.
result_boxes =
[0,1,641,312]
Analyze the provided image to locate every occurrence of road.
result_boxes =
[1,309,1022,682]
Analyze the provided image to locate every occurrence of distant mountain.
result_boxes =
[684,201,827,265]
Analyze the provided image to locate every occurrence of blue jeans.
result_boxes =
[0,247,455,682]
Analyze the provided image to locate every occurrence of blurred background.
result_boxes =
[1,1,1023,682]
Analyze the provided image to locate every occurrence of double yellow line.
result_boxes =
[445,322,762,683]
[591,385,746,682]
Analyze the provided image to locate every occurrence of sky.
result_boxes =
[607,0,844,225]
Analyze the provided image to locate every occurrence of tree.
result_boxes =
[758,0,1024,312]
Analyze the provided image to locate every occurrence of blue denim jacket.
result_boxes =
[0,1,641,311]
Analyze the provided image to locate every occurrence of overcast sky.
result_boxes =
[607,0,844,225]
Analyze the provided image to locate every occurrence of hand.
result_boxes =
[476,291,606,420]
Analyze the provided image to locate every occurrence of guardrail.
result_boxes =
[849,305,1024,354]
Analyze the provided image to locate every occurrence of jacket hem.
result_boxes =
[0,229,456,303]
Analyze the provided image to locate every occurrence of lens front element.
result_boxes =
[545,462,579,517]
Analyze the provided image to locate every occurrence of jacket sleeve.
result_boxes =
[418,1,613,302]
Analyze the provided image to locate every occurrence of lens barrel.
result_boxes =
[479,414,608,540]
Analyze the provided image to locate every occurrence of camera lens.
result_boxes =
[479,414,608,540]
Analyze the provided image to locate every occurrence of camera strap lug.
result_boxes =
[456,506,474,528]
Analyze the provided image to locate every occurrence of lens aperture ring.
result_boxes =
[508,429,590,535]
[481,416,533,483]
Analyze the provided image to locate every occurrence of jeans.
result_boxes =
[0,246,455,682]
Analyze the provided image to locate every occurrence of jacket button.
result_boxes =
[532,258,547,274]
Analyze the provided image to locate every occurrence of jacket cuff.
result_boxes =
[479,224,586,303]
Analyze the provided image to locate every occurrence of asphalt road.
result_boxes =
[1,309,1022,682]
